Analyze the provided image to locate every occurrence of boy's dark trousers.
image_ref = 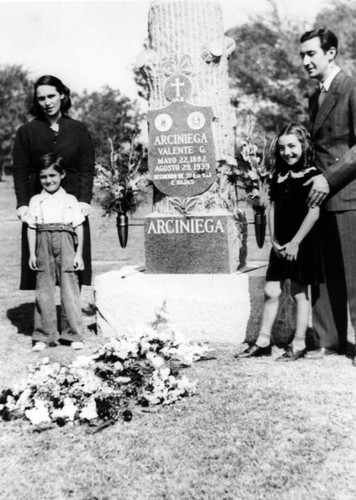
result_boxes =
[33,224,83,344]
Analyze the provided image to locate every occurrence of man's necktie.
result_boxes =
[318,86,327,108]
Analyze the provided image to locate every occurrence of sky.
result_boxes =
[0,0,327,100]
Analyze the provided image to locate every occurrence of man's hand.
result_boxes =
[79,202,91,217]
[304,175,330,207]
[17,205,30,222]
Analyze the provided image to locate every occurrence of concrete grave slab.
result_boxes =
[94,266,251,344]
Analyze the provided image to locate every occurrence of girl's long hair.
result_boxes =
[269,122,314,172]
[29,75,72,117]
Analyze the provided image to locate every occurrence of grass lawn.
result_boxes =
[1,176,356,500]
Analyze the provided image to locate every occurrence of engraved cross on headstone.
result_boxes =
[171,76,185,98]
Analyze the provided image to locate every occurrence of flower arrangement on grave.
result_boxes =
[217,130,272,248]
[0,305,211,429]
[238,134,271,248]
[94,137,150,247]
[237,134,271,209]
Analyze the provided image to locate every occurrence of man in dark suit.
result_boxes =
[300,28,356,363]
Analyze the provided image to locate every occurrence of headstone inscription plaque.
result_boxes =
[148,69,216,197]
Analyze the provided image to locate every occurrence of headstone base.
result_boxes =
[144,210,240,273]
[94,267,250,344]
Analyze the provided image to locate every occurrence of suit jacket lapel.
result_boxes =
[312,71,346,137]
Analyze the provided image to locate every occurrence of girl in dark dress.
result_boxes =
[13,75,95,290]
[238,123,321,361]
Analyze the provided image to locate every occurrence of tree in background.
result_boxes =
[72,86,145,166]
[227,21,313,142]
[0,65,32,180]
[227,0,356,143]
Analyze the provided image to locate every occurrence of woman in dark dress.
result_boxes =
[13,75,95,290]
[237,123,322,361]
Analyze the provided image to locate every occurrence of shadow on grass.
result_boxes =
[7,302,98,337]
[7,303,34,336]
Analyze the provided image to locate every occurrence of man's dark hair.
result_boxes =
[38,153,65,174]
[300,28,338,55]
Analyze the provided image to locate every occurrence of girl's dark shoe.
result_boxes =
[276,345,307,362]
[238,344,271,358]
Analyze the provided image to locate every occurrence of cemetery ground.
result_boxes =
[1,177,356,500]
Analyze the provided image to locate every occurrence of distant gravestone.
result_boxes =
[138,1,239,273]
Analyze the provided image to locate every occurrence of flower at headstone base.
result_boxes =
[79,397,98,421]
[176,375,197,394]
[1,305,211,426]
[60,398,78,422]
[25,399,51,425]
[16,388,33,413]
[146,352,166,369]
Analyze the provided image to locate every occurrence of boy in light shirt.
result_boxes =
[27,153,85,351]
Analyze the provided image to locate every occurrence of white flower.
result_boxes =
[146,352,165,369]
[115,376,131,384]
[25,399,51,425]
[5,395,17,412]
[79,397,98,421]
[248,169,259,181]
[177,375,197,393]
[126,179,138,191]
[159,366,170,381]
[61,398,77,421]
[224,155,238,167]
[72,356,94,369]
[16,388,33,412]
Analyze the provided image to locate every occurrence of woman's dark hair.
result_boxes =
[269,122,314,172]
[38,153,65,174]
[30,75,72,117]
[300,28,338,55]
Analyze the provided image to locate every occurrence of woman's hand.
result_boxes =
[272,240,286,259]
[284,241,299,261]
[29,254,38,270]
[73,254,85,271]
[79,202,91,217]
[17,206,30,222]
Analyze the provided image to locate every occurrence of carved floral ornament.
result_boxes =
[136,36,236,75]
[200,37,236,64]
